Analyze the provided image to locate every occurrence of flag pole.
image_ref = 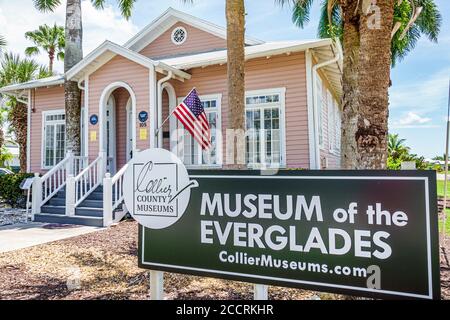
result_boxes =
[155,87,197,138]
[442,78,450,249]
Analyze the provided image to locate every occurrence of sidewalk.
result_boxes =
[0,223,102,253]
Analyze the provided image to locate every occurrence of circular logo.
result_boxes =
[90,114,99,126]
[138,111,148,123]
[123,148,198,229]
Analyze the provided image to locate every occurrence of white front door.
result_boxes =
[126,98,134,161]
[105,96,116,173]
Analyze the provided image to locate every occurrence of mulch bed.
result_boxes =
[0,219,448,300]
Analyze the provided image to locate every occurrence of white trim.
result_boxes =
[141,175,434,300]
[105,96,117,173]
[305,50,317,169]
[27,90,31,172]
[124,7,263,52]
[159,39,334,70]
[99,82,137,158]
[65,41,191,83]
[41,109,65,170]
[149,66,157,149]
[160,82,177,150]
[245,87,287,169]
[84,76,89,158]
[174,93,223,168]
[126,98,133,162]
[171,26,187,45]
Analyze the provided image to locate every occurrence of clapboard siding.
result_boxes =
[30,86,77,173]
[140,22,226,59]
[172,51,310,169]
[88,55,150,163]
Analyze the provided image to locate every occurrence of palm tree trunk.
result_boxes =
[340,0,394,169]
[226,0,246,168]
[48,47,55,74]
[340,0,361,169]
[64,0,83,155]
[9,102,28,172]
[356,0,393,169]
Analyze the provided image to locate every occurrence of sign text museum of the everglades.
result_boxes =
[124,149,440,300]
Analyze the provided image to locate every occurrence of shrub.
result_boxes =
[0,173,34,208]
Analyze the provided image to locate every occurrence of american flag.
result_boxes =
[173,89,211,150]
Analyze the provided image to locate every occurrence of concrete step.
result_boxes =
[75,207,103,217]
[86,192,103,201]
[41,205,66,215]
[79,199,103,208]
[48,198,66,206]
[34,213,104,227]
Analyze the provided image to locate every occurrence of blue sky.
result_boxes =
[1,0,448,158]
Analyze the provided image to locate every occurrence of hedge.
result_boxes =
[0,173,34,208]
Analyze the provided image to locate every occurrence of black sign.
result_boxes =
[138,170,439,300]
[139,111,148,123]
[90,114,99,126]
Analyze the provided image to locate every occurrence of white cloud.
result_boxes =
[0,0,139,73]
[390,112,435,129]
[389,68,450,112]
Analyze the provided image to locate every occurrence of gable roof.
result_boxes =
[66,41,191,83]
[0,75,64,94]
[125,7,264,52]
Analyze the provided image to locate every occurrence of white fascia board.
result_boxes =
[164,39,333,70]
[0,77,64,93]
[66,41,191,82]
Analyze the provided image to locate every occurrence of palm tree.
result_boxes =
[0,35,6,52]
[388,133,409,159]
[33,0,137,156]
[25,24,65,74]
[226,0,246,167]
[283,0,441,169]
[0,53,52,172]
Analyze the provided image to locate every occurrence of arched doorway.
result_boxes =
[99,82,137,174]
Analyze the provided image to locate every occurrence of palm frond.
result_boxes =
[33,0,61,12]
[91,0,137,20]
[318,0,342,39]
[290,0,315,28]
[25,46,40,56]
[414,0,441,42]
[0,35,6,49]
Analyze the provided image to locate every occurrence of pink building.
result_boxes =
[0,8,343,227]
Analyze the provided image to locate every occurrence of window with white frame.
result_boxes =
[245,88,285,168]
[176,95,222,166]
[316,77,324,148]
[42,111,66,168]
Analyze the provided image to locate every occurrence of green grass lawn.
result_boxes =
[439,209,450,236]
[437,180,450,197]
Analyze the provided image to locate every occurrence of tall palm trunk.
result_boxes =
[356,0,393,169]
[226,0,246,168]
[10,102,28,172]
[340,0,361,169]
[340,0,394,169]
[64,0,83,155]
[48,47,55,74]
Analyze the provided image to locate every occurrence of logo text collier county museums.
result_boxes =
[123,148,198,229]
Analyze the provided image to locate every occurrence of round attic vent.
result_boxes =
[171,26,187,45]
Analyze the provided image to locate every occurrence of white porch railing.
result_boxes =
[103,163,129,227]
[65,152,106,216]
[32,151,88,216]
